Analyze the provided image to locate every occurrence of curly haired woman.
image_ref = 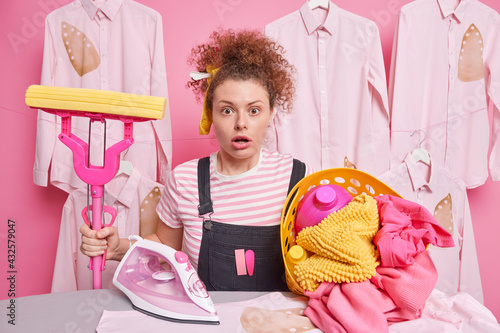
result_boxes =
[80,29,312,291]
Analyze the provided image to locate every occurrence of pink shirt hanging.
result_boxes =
[388,0,500,188]
[263,1,390,175]
[35,0,172,192]
[378,153,484,304]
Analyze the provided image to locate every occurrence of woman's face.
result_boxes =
[212,79,272,171]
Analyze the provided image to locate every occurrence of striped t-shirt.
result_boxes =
[156,149,309,269]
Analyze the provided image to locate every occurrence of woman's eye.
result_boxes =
[221,108,233,115]
[249,108,260,115]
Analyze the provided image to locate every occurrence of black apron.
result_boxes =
[196,157,305,291]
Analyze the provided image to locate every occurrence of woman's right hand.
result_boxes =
[79,223,122,261]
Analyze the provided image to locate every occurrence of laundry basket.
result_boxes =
[280,168,402,295]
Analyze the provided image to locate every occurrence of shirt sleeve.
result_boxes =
[262,25,279,154]
[367,21,390,174]
[486,12,500,181]
[458,191,484,304]
[156,168,182,229]
[34,16,57,186]
[149,13,173,185]
[388,10,411,168]
[263,120,278,152]
[304,162,315,176]
[51,195,78,292]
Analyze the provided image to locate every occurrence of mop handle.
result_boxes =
[81,202,117,272]
[57,114,133,289]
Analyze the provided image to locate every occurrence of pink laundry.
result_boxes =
[378,153,483,303]
[304,251,438,333]
[374,195,455,268]
[302,195,454,332]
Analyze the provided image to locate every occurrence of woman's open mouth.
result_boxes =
[232,136,251,149]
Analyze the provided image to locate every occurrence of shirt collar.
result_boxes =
[105,167,141,208]
[437,0,467,22]
[299,1,337,35]
[79,0,124,21]
[403,153,435,192]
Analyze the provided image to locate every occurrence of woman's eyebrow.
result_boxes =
[217,100,235,105]
[247,100,265,105]
[216,99,265,106]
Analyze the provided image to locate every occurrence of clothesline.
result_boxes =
[2,103,496,144]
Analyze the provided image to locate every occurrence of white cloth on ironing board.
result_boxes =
[35,0,172,192]
[96,290,500,332]
[51,168,164,292]
[96,292,321,333]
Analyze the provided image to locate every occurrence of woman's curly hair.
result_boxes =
[187,28,295,114]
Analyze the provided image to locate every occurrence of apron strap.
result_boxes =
[197,157,213,217]
[197,156,305,217]
[284,159,306,215]
[288,159,306,193]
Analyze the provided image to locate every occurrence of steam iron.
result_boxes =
[113,237,220,325]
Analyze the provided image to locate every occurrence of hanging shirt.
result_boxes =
[263,1,390,175]
[51,168,164,292]
[378,153,484,304]
[35,0,172,192]
[156,149,312,269]
[388,0,500,188]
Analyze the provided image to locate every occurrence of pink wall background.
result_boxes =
[1,0,499,321]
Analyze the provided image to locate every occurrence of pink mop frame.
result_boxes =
[43,108,152,289]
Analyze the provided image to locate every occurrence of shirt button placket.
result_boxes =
[318,29,329,170]
[97,10,108,91]
[445,18,456,165]
[94,10,108,164]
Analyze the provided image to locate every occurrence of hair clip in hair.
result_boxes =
[190,71,212,81]
[192,66,220,135]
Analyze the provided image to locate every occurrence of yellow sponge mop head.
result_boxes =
[25,85,166,120]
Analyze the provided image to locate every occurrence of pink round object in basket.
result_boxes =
[295,185,352,235]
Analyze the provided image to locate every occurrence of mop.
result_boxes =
[25,85,166,289]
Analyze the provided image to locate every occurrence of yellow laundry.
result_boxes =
[295,194,380,292]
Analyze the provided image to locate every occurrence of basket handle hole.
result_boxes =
[365,184,375,195]
[334,177,346,184]
[350,178,361,187]
[297,196,304,206]
[347,187,358,195]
